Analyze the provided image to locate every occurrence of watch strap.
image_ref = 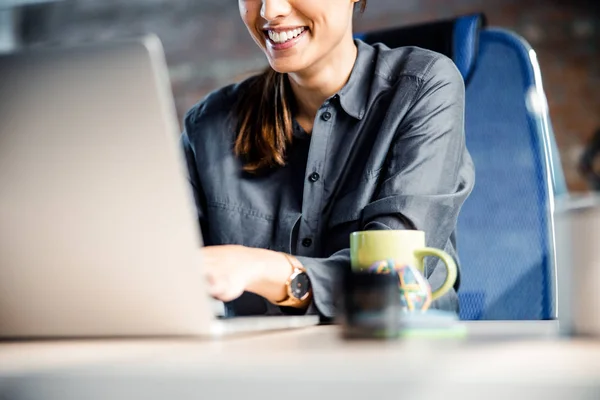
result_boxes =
[274,254,312,307]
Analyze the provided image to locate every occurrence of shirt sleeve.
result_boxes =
[296,56,475,318]
[180,112,210,244]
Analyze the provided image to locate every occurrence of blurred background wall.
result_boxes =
[7,0,600,191]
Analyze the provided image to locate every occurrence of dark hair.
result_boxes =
[234,0,367,173]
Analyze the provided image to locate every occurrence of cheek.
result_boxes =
[238,3,249,23]
[238,1,258,29]
[238,0,254,14]
[312,16,345,48]
[239,5,267,49]
[312,6,349,39]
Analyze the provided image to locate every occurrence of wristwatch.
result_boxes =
[275,254,312,307]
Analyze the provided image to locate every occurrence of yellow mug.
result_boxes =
[350,230,457,301]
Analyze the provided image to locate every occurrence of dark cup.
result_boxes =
[340,269,402,339]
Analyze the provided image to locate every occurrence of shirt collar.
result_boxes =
[337,40,377,120]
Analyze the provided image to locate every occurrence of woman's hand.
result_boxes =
[201,245,292,303]
[201,245,259,302]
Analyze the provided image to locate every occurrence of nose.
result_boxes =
[260,0,292,21]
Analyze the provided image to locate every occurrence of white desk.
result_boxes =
[1,321,599,400]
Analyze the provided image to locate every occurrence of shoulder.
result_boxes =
[364,41,464,91]
[182,75,259,145]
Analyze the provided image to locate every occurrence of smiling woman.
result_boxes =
[181,0,474,318]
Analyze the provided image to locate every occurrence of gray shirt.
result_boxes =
[181,40,475,318]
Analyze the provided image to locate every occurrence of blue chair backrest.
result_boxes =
[357,14,562,320]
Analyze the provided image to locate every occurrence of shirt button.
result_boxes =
[302,238,313,248]
[308,172,320,183]
[321,111,332,121]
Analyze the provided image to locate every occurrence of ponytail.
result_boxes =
[234,68,293,173]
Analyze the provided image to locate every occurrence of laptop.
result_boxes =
[0,35,319,339]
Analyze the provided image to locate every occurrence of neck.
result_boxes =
[288,32,358,125]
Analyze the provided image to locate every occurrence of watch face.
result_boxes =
[290,272,311,300]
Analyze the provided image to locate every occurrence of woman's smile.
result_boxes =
[263,26,309,52]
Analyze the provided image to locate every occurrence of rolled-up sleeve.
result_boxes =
[297,57,475,318]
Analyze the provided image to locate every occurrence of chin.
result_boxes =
[268,58,309,75]
[269,64,297,74]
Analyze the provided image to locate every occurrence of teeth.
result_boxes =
[268,27,305,44]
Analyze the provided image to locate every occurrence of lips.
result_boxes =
[266,27,306,44]
[263,26,309,51]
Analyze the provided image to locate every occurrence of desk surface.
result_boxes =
[2,321,600,400]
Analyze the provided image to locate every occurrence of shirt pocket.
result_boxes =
[328,188,363,228]
[326,170,381,252]
[326,190,363,252]
[206,201,276,249]
[327,168,382,228]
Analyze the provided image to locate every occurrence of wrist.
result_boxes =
[274,255,312,308]
[246,248,290,302]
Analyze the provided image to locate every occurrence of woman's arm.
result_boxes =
[199,244,294,305]
[181,117,209,244]
[182,119,307,309]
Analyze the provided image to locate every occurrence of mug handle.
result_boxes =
[413,248,458,301]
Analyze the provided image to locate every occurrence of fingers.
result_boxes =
[200,245,249,302]
[205,273,226,299]
[205,272,245,302]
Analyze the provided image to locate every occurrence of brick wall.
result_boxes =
[20,0,600,191]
